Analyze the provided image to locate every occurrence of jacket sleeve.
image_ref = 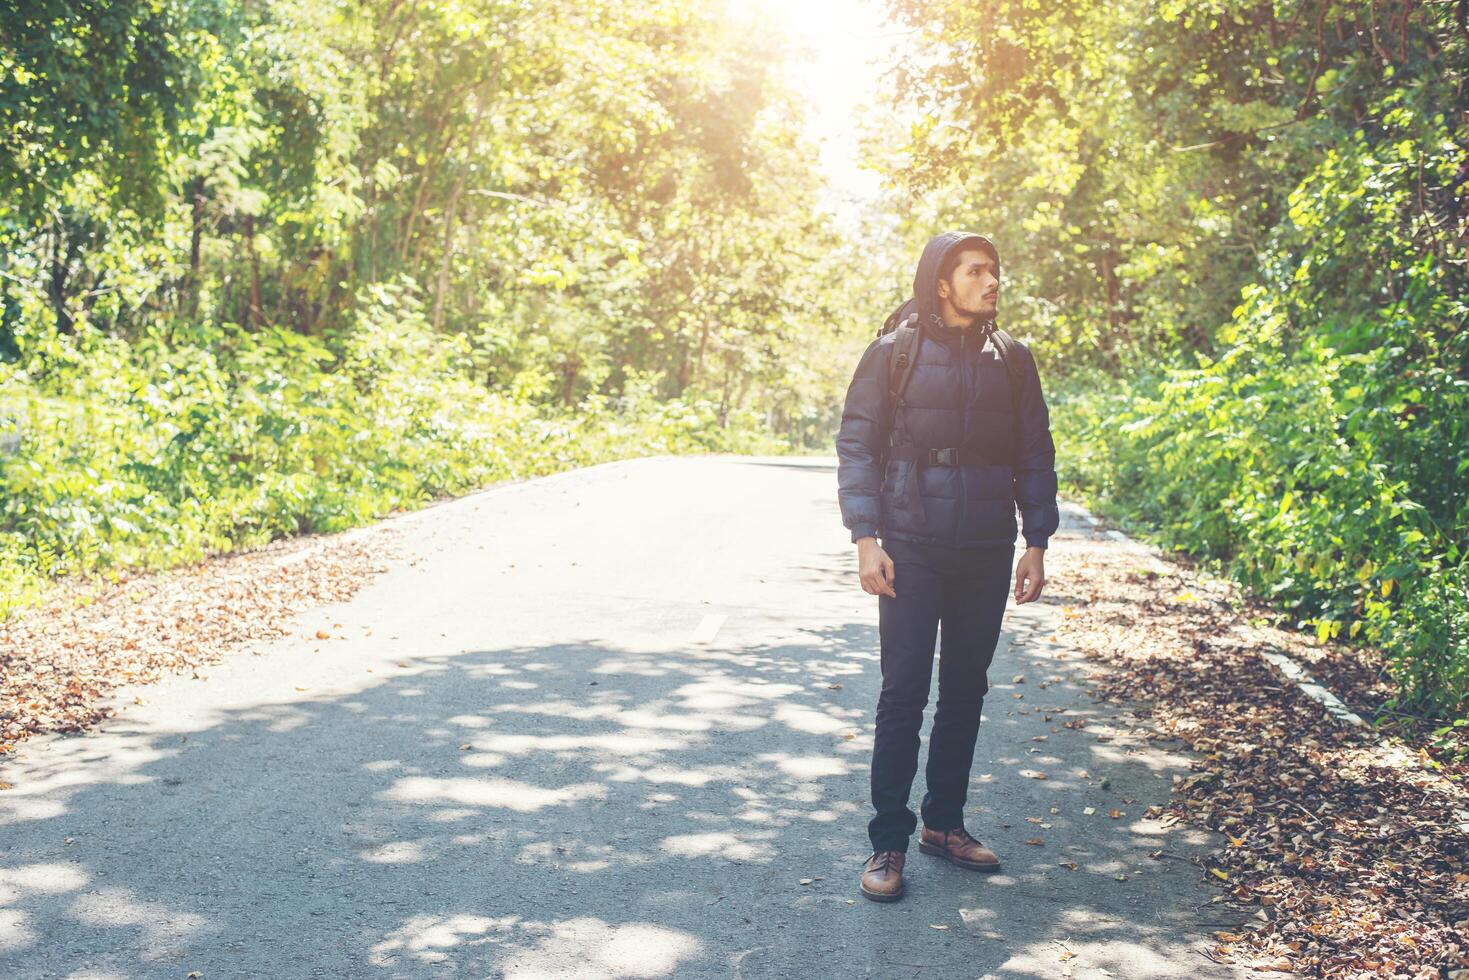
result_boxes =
[1012,342,1060,549]
[836,337,891,543]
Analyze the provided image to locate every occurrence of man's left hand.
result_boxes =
[1014,547,1046,604]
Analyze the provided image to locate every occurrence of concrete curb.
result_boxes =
[1060,496,1467,826]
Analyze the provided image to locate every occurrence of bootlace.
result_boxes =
[865,850,899,871]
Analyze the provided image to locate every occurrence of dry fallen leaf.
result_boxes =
[314,630,331,640]
[1036,533,1469,975]
[1020,769,1047,780]
[0,532,393,759]
[1025,838,1044,846]
[929,924,948,931]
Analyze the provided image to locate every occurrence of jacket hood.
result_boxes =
[913,231,1001,333]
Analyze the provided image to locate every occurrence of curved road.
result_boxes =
[0,455,1252,978]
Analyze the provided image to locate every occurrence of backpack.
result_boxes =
[875,297,1027,465]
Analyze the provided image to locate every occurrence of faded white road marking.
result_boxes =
[1067,497,1461,811]
[691,614,726,645]
[1256,648,1366,727]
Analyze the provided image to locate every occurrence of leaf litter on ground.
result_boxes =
[1048,527,1468,977]
[0,526,402,755]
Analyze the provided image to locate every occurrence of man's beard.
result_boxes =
[968,299,998,324]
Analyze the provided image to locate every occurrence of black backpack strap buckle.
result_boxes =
[928,448,957,465]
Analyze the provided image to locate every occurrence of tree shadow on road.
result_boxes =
[0,613,1244,978]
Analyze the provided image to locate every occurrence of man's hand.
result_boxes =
[1014,547,1046,603]
[856,537,896,597]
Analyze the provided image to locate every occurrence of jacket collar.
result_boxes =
[921,313,995,347]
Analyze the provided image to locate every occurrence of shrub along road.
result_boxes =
[1,455,1459,977]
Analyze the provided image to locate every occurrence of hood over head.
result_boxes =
[912,231,1001,331]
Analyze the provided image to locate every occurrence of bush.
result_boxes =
[0,279,791,618]
[1052,103,1467,718]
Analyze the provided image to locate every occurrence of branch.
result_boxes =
[1367,0,1395,64]
[1298,2,1330,121]
[1170,117,1309,153]
[466,189,560,211]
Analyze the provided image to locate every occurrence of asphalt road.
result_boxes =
[0,455,1253,978]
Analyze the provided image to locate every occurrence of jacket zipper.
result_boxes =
[958,328,967,539]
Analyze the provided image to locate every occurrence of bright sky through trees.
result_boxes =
[747,0,900,226]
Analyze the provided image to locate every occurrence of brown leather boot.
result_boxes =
[918,825,1002,871]
[859,849,906,902]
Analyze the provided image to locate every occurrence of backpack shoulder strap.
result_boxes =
[886,313,921,415]
[988,327,1026,413]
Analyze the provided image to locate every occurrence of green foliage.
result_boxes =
[0,0,861,414]
[1052,104,1467,715]
[0,0,230,228]
[883,0,1468,715]
[0,0,863,617]
[0,276,787,616]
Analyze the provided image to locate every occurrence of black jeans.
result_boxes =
[868,535,1013,853]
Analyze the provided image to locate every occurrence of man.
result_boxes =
[835,230,1059,902]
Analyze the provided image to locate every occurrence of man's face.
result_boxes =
[937,248,1000,324]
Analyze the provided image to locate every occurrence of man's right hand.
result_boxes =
[856,537,896,597]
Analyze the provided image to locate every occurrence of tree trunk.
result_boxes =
[365,179,379,284]
[1097,243,1123,351]
[47,216,75,335]
[694,316,712,387]
[431,112,483,332]
[399,108,467,267]
[245,214,262,330]
[187,175,205,318]
[690,226,723,386]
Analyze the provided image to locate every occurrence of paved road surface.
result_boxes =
[0,455,1252,978]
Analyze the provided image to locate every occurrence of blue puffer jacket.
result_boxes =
[836,231,1060,550]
